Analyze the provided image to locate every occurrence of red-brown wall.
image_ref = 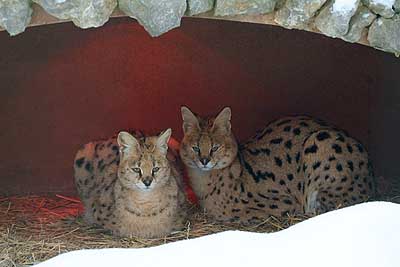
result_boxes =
[0,17,394,195]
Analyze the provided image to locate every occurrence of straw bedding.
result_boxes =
[0,176,398,267]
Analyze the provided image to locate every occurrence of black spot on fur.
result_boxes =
[75,157,85,168]
[316,131,331,141]
[347,161,354,172]
[258,193,270,200]
[341,177,348,183]
[328,156,336,161]
[243,159,276,183]
[270,204,278,209]
[286,154,292,164]
[277,119,292,126]
[275,157,283,167]
[303,163,307,172]
[312,161,321,170]
[347,144,353,153]
[336,164,343,172]
[356,143,364,153]
[247,148,271,156]
[297,182,302,192]
[232,209,241,213]
[285,140,293,150]
[240,183,245,193]
[279,179,286,185]
[112,145,119,151]
[324,165,330,171]
[336,134,345,142]
[85,162,93,172]
[295,152,301,163]
[300,122,309,127]
[247,192,253,198]
[359,161,365,169]
[270,138,283,144]
[332,144,342,153]
[283,126,291,132]
[241,199,249,204]
[293,128,301,135]
[305,144,318,154]
[283,199,293,205]
[257,203,266,208]
[256,128,273,140]
[287,174,294,181]
[336,186,343,191]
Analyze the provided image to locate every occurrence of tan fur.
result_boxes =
[74,129,188,238]
[180,107,375,224]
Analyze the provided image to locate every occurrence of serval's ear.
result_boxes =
[156,128,172,155]
[212,107,231,135]
[181,106,200,134]
[117,131,140,155]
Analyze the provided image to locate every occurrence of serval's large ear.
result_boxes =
[117,131,140,155]
[156,128,172,155]
[212,107,231,135]
[181,106,200,134]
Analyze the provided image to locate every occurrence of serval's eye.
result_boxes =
[192,146,200,153]
[211,145,220,152]
[132,167,141,173]
[152,167,160,173]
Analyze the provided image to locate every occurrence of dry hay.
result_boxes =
[0,195,308,267]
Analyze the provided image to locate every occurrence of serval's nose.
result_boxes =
[200,157,210,166]
[142,177,153,187]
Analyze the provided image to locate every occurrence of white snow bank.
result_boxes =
[36,202,400,267]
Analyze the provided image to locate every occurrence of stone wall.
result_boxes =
[0,0,399,54]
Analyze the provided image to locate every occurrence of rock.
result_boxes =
[274,0,327,30]
[119,0,186,37]
[368,14,400,54]
[362,0,395,18]
[214,0,277,16]
[0,0,32,36]
[187,0,214,16]
[315,0,360,38]
[33,0,117,29]
[394,0,400,12]
[342,5,376,43]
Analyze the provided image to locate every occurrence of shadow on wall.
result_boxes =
[0,16,394,195]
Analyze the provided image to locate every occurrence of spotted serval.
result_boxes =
[179,106,375,224]
[74,129,188,238]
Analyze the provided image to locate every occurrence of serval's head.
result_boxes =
[117,129,172,191]
[180,106,238,171]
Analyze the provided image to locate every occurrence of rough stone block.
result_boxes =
[368,14,400,54]
[214,0,277,16]
[274,0,327,30]
[187,0,214,16]
[119,0,187,37]
[315,0,360,38]
[0,0,32,36]
[362,0,395,18]
[342,5,376,43]
[33,0,117,29]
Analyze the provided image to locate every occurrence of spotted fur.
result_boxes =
[179,107,375,223]
[74,129,188,238]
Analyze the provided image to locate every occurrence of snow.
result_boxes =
[36,202,400,267]
[332,0,359,14]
